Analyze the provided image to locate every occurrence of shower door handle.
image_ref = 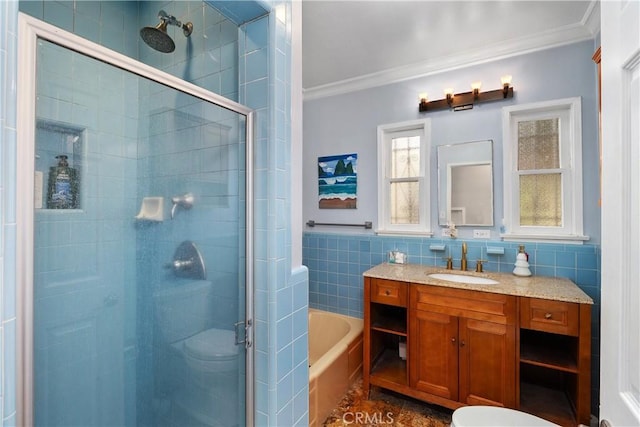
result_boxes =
[235,319,253,348]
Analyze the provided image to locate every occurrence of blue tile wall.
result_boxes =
[240,2,306,425]
[1,1,19,425]
[32,27,140,427]
[240,11,270,384]
[6,1,247,426]
[5,1,295,426]
[138,1,240,101]
[303,231,601,415]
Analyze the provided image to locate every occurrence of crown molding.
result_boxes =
[304,18,597,102]
[582,0,601,37]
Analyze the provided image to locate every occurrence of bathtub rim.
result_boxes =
[308,308,363,381]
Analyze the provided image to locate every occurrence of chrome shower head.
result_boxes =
[140,10,193,53]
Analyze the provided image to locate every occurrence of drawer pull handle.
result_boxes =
[544,313,553,319]
[385,290,391,296]
[451,337,456,344]
[460,340,466,347]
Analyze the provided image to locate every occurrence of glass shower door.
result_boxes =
[32,37,249,427]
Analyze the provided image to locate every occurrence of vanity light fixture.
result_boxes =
[418,75,514,112]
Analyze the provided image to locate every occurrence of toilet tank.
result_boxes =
[153,280,215,344]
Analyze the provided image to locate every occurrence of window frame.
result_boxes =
[377,119,432,235]
[502,97,588,242]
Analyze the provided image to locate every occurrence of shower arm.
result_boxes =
[158,10,193,37]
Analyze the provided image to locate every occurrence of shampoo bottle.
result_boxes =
[47,155,78,209]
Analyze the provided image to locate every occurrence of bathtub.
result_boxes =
[308,308,364,427]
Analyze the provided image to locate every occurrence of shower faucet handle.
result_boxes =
[164,259,194,271]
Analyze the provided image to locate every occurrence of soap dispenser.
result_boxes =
[46,155,79,209]
[513,245,532,276]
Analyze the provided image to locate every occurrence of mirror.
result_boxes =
[437,140,493,226]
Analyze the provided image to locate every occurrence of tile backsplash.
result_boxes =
[303,232,600,317]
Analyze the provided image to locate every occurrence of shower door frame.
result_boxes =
[15,12,255,427]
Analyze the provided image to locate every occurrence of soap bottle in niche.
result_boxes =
[47,155,78,209]
[513,245,532,277]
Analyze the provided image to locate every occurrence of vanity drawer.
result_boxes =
[520,297,579,336]
[370,279,407,307]
[411,284,516,325]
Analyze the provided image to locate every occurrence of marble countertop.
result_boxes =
[363,263,593,304]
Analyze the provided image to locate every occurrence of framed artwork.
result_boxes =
[318,153,357,209]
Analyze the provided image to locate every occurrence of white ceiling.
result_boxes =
[302,1,599,99]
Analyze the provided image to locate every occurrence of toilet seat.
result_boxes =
[181,328,239,376]
[184,328,238,361]
[451,406,559,427]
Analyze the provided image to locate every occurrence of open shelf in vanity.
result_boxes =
[366,279,409,391]
[518,297,592,426]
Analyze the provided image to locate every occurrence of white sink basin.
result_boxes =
[428,273,499,285]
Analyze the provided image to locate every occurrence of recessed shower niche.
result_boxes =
[35,120,85,210]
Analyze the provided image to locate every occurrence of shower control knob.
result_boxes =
[165,241,206,280]
[164,259,194,271]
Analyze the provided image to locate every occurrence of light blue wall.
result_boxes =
[303,40,601,244]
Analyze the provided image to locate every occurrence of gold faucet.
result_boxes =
[461,242,467,271]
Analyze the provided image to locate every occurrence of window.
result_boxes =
[502,98,587,242]
[377,119,431,234]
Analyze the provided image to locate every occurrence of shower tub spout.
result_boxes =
[170,193,194,219]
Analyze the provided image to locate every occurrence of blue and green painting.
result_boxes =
[318,153,357,209]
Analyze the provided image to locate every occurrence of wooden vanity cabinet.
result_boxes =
[409,284,517,408]
[363,275,592,426]
[364,277,517,409]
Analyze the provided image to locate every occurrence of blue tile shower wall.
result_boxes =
[303,230,601,414]
[6,1,296,426]
[19,1,239,101]
[9,1,245,426]
[240,3,308,425]
[138,1,240,101]
[1,1,19,425]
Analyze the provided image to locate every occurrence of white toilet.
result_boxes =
[172,327,240,426]
[451,406,559,427]
[180,327,239,386]
[153,280,241,426]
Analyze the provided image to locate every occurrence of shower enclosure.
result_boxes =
[16,14,254,427]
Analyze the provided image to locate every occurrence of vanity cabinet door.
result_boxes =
[458,318,516,407]
[409,309,459,400]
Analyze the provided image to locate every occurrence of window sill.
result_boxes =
[501,233,590,244]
